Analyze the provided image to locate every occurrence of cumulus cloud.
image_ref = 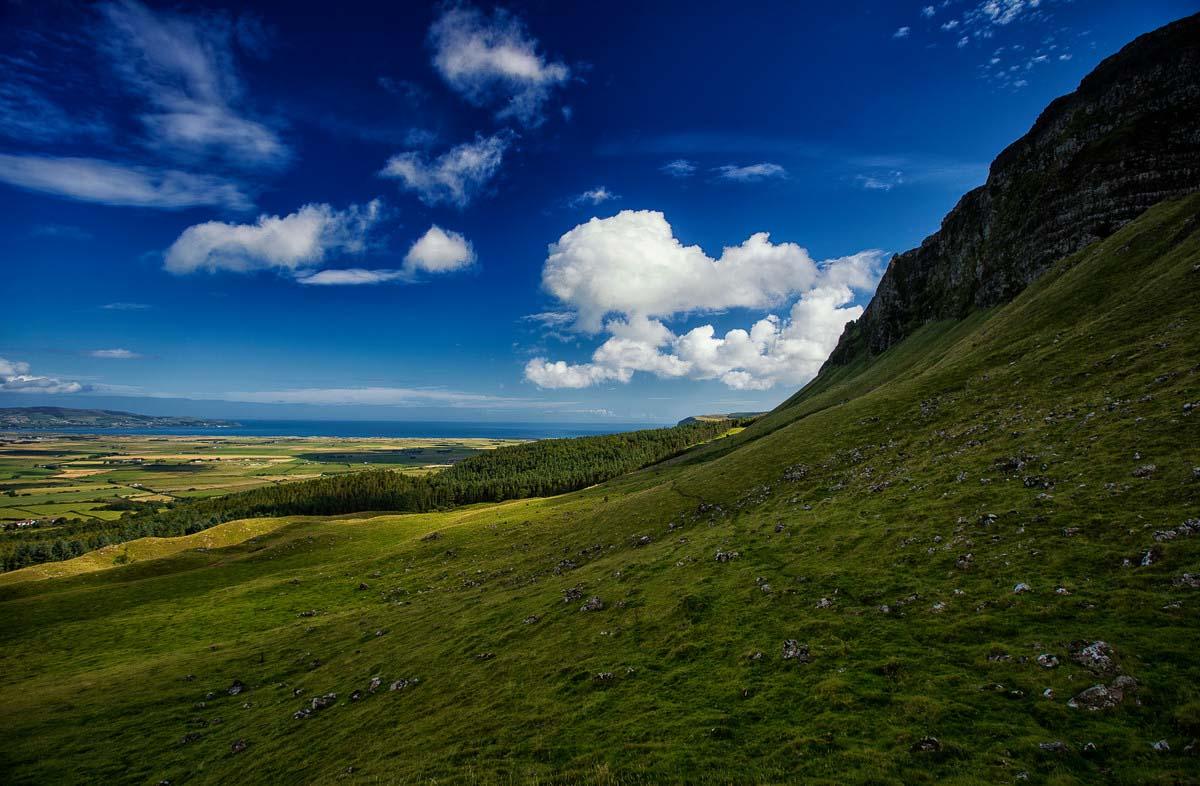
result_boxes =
[163,200,382,274]
[100,0,287,167]
[922,6,936,17]
[540,210,877,331]
[0,357,85,394]
[569,186,617,207]
[893,26,911,38]
[661,159,697,177]
[714,163,788,182]
[405,225,476,273]
[380,133,508,208]
[524,211,884,390]
[429,3,569,127]
[298,225,475,286]
[91,348,140,359]
[0,154,250,210]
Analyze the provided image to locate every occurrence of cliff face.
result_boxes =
[825,13,1200,366]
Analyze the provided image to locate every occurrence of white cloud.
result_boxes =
[661,159,697,177]
[894,26,911,38]
[524,359,628,389]
[429,4,569,127]
[100,0,287,167]
[922,6,936,17]
[541,209,878,332]
[714,163,788,182]
[380,133,508,208]
[296,268,409,286]
[0,357,85,394]
[857,170,905,191]
[942,19,960,30]
[101,302,152,310]
[524,212,884,390]
[91,348,140,359]
[569,186,617,207]
[297,225,475,286]
[404,225,476,273]
[0,154,250,210]
[163,200,382,274]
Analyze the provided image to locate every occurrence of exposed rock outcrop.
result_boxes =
[825,14,1200,366]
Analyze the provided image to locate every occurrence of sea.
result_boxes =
[9,420,667,440]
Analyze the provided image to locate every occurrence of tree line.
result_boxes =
[1,419,742,572]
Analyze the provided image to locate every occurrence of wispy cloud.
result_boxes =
[295,269,410,286]
[31,223,94,241]
[660,159,697,177]
[221,386,527,408]
[99,0,288,168]
[569,186,618,207]
[0,154,250,210]
[101,302,152,311]
[380,133,509,208]
[429,3,570,127]
[90,348,141,359]
[893,26,911,39]
[714,162,788,182]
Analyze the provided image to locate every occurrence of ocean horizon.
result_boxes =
[2,419,668,440]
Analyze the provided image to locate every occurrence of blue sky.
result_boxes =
[1,0,1195,423]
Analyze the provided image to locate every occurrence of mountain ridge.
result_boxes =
[825,12,1200,367]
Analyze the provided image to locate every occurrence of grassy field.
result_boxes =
[0,435,523,526]
[0,197,1197,784]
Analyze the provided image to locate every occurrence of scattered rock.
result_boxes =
[230,739,247,754]
[523,615,540,625]
[910,736,941,753]
[349,690,363,702]
[562,586,584,603]
[714,550,740,563]
[1042,688,1055,700]
[1013,582,1032,594]
[389,678,418,691]
[1174,573,1200,588]
[782,640,811,662]
[298,610,317,618]
[475,652,495,661]
[956,553,974,570]
[580,597,605,612]
[227,680,245,696]
[179,732,202,746]
[1036,654,1059,669]
[593,672,614,683]
[420,531,442,542]
[634,536,652,547]
[1152,739,1170,753]
[1132,464,1157,478]
[1039,741,1069,754]
[1067,684,1124,711]
[1070,641,1117,674]
[815,597,835,609]
[368,677,382,692]
[356,583,369,591]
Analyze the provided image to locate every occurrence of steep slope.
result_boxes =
[1,193,1197,785]
[827,12,1200,364]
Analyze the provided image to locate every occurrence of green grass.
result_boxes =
[0,196,1198,784]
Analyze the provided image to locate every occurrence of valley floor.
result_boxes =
[2,198,1199,783]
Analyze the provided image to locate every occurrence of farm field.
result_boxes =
[0,434,523,527]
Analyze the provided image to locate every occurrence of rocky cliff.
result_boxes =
[825,13,1200,366]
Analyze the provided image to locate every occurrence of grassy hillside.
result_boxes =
[1,195,1198,784]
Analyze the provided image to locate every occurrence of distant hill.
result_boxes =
[0,406,238,429]
[677,412,764,426]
